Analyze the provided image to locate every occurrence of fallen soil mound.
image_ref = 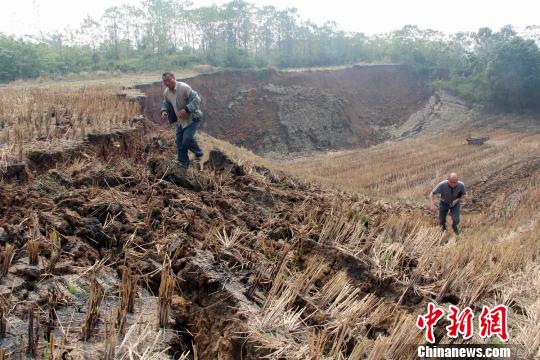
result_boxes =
[390,90,475,139]
[139,65,430,157]
[0,132,442,358]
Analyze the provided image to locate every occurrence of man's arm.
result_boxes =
[452,189,466,207]
[161,99,177,124]
[430,192,438,212]
[183,89,201,115]
[430,182,442,212]
[161,99,169,114]
[451,195,465,207]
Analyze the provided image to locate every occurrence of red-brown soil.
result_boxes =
[140,65,430,156]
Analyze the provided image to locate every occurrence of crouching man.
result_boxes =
[161,72,204,169]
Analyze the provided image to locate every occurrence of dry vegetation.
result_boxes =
[235,194,540,358]
[0,86,141,164]
[0,68,207,167]
[0,73,539,358]
[283,130,540,202]
[270,128,540,358]
[0,68,201,91]
[2,123,538,358]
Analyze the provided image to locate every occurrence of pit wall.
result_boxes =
[139,65,430,156]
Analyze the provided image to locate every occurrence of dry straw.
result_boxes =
[48,228,61,275]
[27,305,40,357]
[0,300,6,338]
[0,86,139,165]
[0,244,15,277]
[157,260,175,329]
[118,266,138,334]
[27,239,40,266]
[82,275,104,341]
[104,306,119,360]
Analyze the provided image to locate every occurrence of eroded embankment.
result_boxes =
[138,65,430,157]
[0,116,147,183]
[0,128,443,358]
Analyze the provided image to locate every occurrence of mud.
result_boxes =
[0,129,438,358]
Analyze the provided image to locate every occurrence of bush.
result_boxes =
[224,48,253,69]
[483,37,540,112]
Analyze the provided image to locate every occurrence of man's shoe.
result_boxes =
[192,153,203,170]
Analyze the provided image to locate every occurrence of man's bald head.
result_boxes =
[162,72,176,90]
[448,173,459,188]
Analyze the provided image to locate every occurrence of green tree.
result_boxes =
[484,36,540,111]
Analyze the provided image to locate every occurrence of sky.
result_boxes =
[1,0,539,38]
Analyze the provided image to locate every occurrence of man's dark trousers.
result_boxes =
[175,118,203,167]
[439,201,461,234]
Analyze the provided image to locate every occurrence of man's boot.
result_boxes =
[178,160,189,170]
[192,153,203,171]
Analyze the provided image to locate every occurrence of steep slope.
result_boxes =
[389,90,475,139]
[139,65,430,157]
[1,124,538,358]
[0,127,444,359]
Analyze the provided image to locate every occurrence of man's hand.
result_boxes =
[429,192,438,213]
[161,111,168,120]
[178,109,189,120]
[451,199,459,207]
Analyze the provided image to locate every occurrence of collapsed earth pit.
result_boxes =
[138,65,430,157]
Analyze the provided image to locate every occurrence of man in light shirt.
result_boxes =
[161,72,204,169]
[430,173,466,235]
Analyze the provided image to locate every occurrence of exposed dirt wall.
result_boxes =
[140,65,430,156]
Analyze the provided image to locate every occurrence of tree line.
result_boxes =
[1,0,539,112]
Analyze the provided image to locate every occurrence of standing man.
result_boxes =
[430,173,466,235]
[161,72,204,169]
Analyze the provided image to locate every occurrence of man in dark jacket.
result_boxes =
[430,173,466,235]
[161,72,204,169]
